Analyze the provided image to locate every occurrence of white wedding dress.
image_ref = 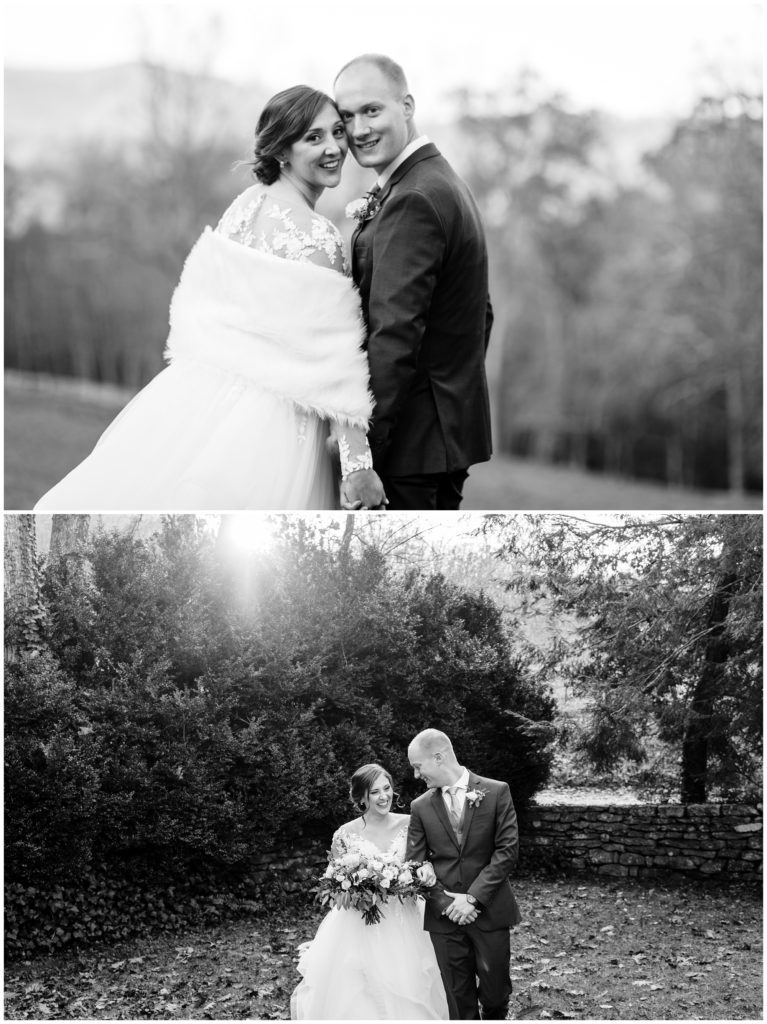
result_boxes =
[291,823,448,1020]
[34,184,373,511]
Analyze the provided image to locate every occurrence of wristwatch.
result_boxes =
[466,894,478,906]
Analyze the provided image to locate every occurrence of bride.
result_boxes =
[35,85,385,512]
[291,764,448,1019]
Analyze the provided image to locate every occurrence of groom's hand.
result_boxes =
[340,469,388,510]
[443,891,479,926]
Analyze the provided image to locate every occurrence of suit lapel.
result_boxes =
[376,142,440,208]
[351,144,440,264]
[459,772,482,851]
[430,787,460,850]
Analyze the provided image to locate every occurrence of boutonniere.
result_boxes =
[345,191,381,224]
[466,788,488,808]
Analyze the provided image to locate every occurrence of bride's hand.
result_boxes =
[340,469,388,511]
[417,862,437,886]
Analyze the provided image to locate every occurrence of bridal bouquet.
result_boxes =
[315,850,433,925]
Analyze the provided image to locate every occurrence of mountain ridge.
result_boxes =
[6,63,673,175]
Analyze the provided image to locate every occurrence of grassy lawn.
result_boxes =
[5,372,761,511]
[463,454,762,511]
[4,876,761,1020]
[4,375,137,510]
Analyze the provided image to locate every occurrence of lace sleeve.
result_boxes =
[304,217,349,273]
[216,186,267,247]
[217,188,349,273]
[328,423,373,478]
[330,828,349,859]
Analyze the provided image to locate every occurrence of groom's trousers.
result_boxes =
[380,469,469,511]
[429,924,512,1020]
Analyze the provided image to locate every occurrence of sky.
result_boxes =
[4,0,763,119]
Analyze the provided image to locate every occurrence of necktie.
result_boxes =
[446,785,462,831]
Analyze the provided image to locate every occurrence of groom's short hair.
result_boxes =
[411,728,454,757]
[334,54,409,97]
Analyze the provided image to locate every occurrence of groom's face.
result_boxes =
[334,63,414,174]
[408,744,450,789]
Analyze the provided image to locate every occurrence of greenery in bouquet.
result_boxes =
[315,848,431,925]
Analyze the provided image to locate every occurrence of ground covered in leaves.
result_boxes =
[4,876,762,1020]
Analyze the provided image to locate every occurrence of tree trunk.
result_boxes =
[4,514,42,659]
[725,365,746,493]
[680,572,737,803]
[665,433,684,488]
[50,514,91,560]
[338,515,356,562]
[4,515,38,607]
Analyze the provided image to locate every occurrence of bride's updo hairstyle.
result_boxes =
[252,84,337,184]
[350,763,403,818]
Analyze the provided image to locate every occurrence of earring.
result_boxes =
[278,158,287,168]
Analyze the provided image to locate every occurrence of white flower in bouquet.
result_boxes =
[417,862,437,886]
[315,851,433,926]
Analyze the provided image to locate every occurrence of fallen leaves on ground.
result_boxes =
[3,877,762,1020]
[4,912,318,1021]
[506,877,761,1020]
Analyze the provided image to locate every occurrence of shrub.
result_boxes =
[4,653,101,885]
[4,862,268,960]
[6,518,557,956]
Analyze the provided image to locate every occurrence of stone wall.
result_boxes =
[249,837,329,896]
[250,805,762,894]
[520,803,762,882]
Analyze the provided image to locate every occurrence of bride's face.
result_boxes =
[284,102,348,193]
[366,772,394,817]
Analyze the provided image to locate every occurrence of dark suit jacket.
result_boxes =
[351,143,493,476]
[406,772,522,934]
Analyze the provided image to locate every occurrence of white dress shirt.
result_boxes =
[442,766,470,817]
[374,135,431,191]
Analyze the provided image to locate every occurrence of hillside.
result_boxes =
[5,64,268,166]
[6,63,671,178]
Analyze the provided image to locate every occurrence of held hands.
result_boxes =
[340,469,388,511]
[443,891,480,926]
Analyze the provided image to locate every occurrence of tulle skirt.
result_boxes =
[291,899,448,1020]
[34,359,337,511]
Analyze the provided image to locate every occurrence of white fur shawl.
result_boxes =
[164,227,373,428]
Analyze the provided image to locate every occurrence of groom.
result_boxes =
[334,55,493,511]
[406,728,521,1020]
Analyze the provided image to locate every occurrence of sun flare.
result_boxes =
[219,514,276,553]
